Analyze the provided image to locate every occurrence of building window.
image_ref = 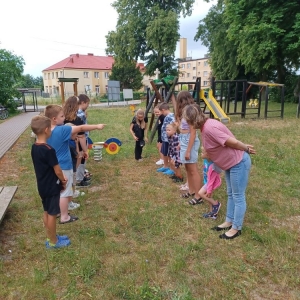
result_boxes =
[48,73,50,79]
[55,72,58,79]
[52,72,54,79]
[95,85,100,94]
[203,81,208,86]
[187,73,190,78]
[94,72,99,78]
[198,72,201,75]
[85,85,91,92]
[52,86,56,94]
[193,67,196,70]
[44,73,47,79]
[187,63,191,69]
[198,62,201,66]
[45,86,48,93]
[181,64,185,69]
[60,71,63,77]
[204,61,208,66]
[84,72,89,78]
[193,76,196,80]
[104,72,109,79]
[203,71,208,77]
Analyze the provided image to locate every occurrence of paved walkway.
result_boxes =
[0,112,39,160]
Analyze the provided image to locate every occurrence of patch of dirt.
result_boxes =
[250,283,299,300]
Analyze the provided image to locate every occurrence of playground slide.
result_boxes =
[200,89,230,124]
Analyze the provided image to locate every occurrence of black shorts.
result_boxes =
[161,141,169,156]
[41,194,60,216]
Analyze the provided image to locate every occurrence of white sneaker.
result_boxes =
[68,201,80,210]
[73,190,85,198]
[156,159,164,165]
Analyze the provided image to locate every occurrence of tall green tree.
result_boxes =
[0,49,24,107]
[109,60,143,90]
[196,0,300,84]
[225,0,300,83]
[106,0,194,76]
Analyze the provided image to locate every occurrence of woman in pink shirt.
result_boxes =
[183,105,255,240]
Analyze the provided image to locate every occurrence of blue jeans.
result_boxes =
[225,152,251,230]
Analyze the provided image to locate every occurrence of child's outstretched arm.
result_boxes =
[72,124,105,135]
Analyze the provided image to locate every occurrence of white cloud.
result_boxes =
[1,0,213,76]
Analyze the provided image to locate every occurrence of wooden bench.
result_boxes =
[0,186,18,224]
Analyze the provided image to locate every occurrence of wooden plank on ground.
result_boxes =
[0,186,18,224]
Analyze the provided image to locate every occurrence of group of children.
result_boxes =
[32,91,223,249]
[129,92,222,221]
[31,95,105,249]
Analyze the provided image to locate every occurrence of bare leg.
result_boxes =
[198,186,218,209]
[185,163,201,198]
[44,212,58,244]
[60,197,70,222]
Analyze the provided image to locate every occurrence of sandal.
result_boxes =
[84,171,93,177]
[59,215,79,224]
[181,192,195,199]
[188,198,203,205]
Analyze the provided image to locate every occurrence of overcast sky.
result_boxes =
[0,0,214,77]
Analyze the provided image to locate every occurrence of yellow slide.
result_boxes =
[200,89,230,124]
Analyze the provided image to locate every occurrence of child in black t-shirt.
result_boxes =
[31,115,70,249]
[154,105,165,165]
[130,109,148,161]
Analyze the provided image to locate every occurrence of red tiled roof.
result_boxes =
[137,62,146,72]
[43,53,114,71]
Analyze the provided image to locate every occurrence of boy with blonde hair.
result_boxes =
[44,104,105,224]
[31,115,70,248]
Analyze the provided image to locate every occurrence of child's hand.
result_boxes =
[185,150,190,160]
[97,124,106,130]
[83,151,89,159]
[145,137,148,143]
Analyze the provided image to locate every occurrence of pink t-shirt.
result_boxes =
[201,119,243,170]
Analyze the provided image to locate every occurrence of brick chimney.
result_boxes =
[180,38,187,59]
[87,53,94,56]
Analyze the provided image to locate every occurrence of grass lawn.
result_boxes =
[0,101,300,299]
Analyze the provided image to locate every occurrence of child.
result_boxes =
[44,104,105,224]
[153,105,165,165]
[64,123,83,206]
[30,115,70,249]
[130,109,148,161]
[166,123,183,182]
[173,94,202,204]
[76,94,91,186]
[157,103,175,175]
[197,147,222,219]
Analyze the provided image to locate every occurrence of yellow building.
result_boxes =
[177,38,212,90]
[42,53,114,97]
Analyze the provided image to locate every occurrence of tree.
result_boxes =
[17,74,44,90]
[106,0,195,76]
[225,0,300,83]
[196,0,300,85]
[109,60,143,90]
[0,49,24,107]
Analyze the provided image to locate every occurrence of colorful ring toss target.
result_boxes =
[93,137,122,155]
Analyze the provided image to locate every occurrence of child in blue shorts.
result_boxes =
[157,103,175,175]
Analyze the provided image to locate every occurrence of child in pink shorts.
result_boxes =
[198,147,222,219]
